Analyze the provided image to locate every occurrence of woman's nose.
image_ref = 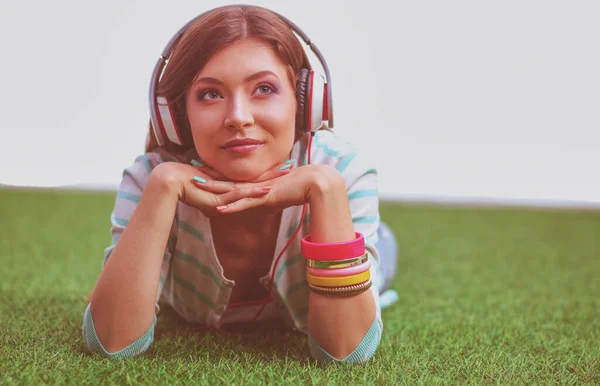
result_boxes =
[223,94,254,130]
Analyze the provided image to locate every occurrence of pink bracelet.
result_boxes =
[307,260,371,277]
[300,232,365,261]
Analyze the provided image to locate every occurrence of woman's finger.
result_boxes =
[216,194,270,214]
[214,186,272,209]
[184,185,270,216]
[192,176,242,194]
[193,176,273,194]
[190,159,230,180]
[190,158,294,184]
[249,159,295,182]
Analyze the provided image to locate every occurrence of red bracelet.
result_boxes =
[300,232,365,261]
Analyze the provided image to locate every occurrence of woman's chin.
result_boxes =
[220,168,264,182]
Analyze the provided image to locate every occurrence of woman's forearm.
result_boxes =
[90,169,179,353]
[306,168,376,359]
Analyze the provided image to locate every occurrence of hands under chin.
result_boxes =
[191,159,346,215]
[150,155,346,219]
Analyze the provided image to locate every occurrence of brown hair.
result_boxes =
[145,5,311,153]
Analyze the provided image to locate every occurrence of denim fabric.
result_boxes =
[375,222,399,294]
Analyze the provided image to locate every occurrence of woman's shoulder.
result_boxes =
[309,130,378,181]
[311,129,354,157]
[126,147,191,172]
[119,147,189,185]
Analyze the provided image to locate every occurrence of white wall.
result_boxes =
[1,0,599,205]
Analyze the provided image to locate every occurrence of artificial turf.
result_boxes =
[1,188,598,384]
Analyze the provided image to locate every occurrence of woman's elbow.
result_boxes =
[308,318,383,364]
[81,303,155,359]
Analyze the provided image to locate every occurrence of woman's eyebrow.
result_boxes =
[194,70,279,85]
[244,70,279,82]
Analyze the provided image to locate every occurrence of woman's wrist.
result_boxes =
[306,165,355,243]
[306,165,346,202]
[147,162,186,202]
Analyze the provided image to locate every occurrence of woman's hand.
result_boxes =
[148,160,294,217]
[193,164,347,214]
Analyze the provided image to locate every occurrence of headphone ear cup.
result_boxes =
[309,71,326,132]
[295,68,311,133]
[295,68,327,134]
[156,96,185,146]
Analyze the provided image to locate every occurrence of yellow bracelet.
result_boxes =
[306,269,370,287]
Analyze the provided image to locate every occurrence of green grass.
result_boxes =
[1,188,599,385]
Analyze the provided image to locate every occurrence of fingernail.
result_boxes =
[284,159,296,164]
[216,205,227,210]
[261,186,272,191]
[278,164,292,171]
[191,159,205,167]
[193,176,207,184]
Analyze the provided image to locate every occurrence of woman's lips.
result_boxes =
[223,143,264,153]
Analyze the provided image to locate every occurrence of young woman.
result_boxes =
[82,4,398,364]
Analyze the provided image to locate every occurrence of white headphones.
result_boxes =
[148,5,334,147]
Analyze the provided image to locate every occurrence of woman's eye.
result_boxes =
[255,84,276,95]
[198,90,222,101]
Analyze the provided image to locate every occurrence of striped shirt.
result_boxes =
[82,129,383,362]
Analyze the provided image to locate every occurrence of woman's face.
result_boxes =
[185,38,297,181]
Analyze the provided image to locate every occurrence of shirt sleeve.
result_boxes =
[81,151,177,359]
[82,303,157,359]
[307,315,382,363]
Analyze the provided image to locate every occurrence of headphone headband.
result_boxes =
[149,5,334,146]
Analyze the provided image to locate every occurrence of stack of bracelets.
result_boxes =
[301,232,372,297]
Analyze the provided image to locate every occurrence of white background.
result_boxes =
[1,0,598,206]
